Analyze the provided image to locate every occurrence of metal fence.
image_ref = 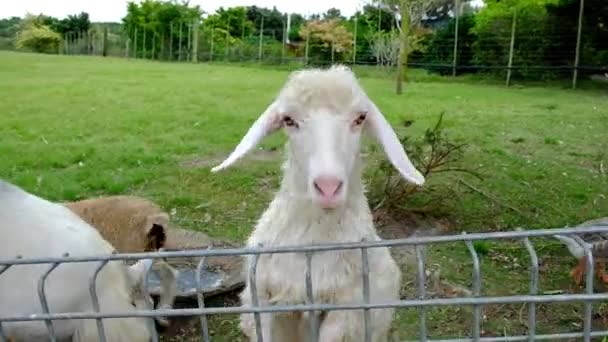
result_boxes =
[41,0,608,89]
[2,225,608,342]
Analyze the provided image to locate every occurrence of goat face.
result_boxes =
[211,65,425,209]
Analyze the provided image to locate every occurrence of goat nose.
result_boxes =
[313,176,343,198]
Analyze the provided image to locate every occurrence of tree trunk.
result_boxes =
[396,5,410,95]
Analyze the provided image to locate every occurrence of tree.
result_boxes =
[377,0,442,94]
[299,19,353,63]
[545,0,608,74]
[287,13,305,42]
[245,6,286,41]
[15,14,61,53]
[368,30,401,67]
[203,6,254,38]
[122,0,202,59]
[323,8,344,21]
[0,17,21,38]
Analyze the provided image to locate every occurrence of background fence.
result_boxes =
[37,0,607,89]
[2,225,608,341]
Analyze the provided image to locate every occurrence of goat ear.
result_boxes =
[211,101,282,172]
[366,100,425,186]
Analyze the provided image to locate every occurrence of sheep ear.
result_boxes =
[145,213,169,250]
[366,100,425,186]
[211,101,281,172]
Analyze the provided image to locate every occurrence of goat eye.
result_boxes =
[354,113,367,126]
[283,116,297,127]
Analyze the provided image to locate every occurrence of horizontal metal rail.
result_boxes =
[2,225,606,265]
[2,292,608,322]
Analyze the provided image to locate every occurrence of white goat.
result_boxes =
[211,65,425,341]
[0,180,153,342]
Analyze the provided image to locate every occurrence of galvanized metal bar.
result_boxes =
[0,322,8,342]
[403,330,608,341]
[196,255,210,342]
[464,237,481,341]
[522,237,538,342]
[573,235,594,342]
[416,245,427,341]
[305,252,318,342]
[249,249,263,342]
[0,251,17,340]
[38,259,63,342]
[0,265,10,276]
[361,247,372,342]
[141,259,159,342]
[89,260,109,342]
[4,226,608,266]
[3,292,608,321]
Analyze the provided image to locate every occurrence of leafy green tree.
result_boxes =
[203,7,254,38]
[245,6,286,40]
[122,0,202,59]
[15,15,61,53]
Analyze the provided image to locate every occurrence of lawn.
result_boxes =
[1,51,607,340]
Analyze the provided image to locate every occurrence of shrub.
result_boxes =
[366,112,480,218]
[15,24,61,54]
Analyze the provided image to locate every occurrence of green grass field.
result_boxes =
[1,51,607,340]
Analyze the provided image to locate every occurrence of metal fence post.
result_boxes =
[506,10,517,87]
[225,18,231,61]
[187,22,192,61]
[133,28,138,58]
[258,16,264,63]
[64,33,68,54]
[281,14,286,64]
[169,22,174,60]
[192,20,199,63]
[178,21,183,61]
[572,0,585,89]
[304,31,310,66]
[452,0,460,77]
[102,27,108,57]
[143,27,147,59]
[152,32,157,60]
[210,25,215,62]
[353,15,358,65]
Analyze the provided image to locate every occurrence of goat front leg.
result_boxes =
[153,259,178,327]
[318,308,393,342]
[239,288,307,342]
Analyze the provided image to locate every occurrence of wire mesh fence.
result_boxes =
[46,0,608,89]
[2,225,608,341]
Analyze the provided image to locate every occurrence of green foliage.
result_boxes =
[15,16,62,53]
[0,17,22,38]
[203,7,254,39]
[122,0,201,59]
[472,0,554,79]
[245,6,285,39]
[424,14,476,75]
[367,112,477,218]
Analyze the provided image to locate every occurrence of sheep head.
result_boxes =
[212,65,424,209]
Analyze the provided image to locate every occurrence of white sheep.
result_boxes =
[211,65,425,341]
[0,180,154,341]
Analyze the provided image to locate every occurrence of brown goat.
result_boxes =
[64,195,178,327]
